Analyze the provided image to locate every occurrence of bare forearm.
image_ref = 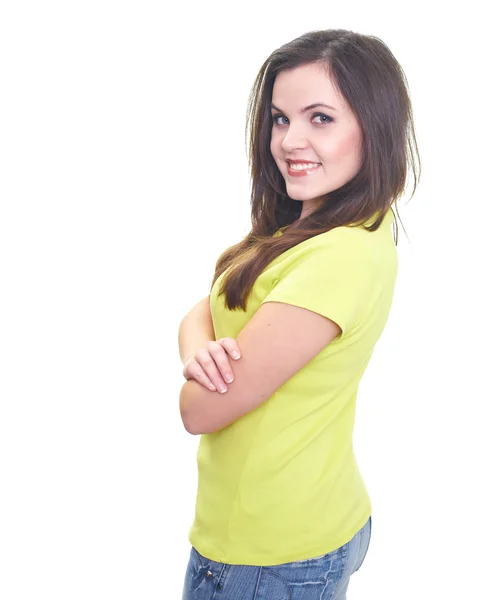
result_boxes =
[178,296,216,365]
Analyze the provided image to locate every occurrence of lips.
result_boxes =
[287,160,320,165]
[286,161,321,177]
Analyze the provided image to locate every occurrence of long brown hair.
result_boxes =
[211,29,421,311]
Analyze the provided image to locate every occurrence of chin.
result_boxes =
[286,189,320,202]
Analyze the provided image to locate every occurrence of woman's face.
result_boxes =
[270,62,363,218]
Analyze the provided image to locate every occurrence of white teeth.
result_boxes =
[288,162,320,170]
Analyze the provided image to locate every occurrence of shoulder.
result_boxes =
[272,225,372,275]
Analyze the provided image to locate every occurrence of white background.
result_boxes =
[1,1,485,598]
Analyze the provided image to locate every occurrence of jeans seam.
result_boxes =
[252,567,262,600]
[363,517,372,558]
[216,564,228,591]
[356,517,371,573]
[359,529,364,559]
[193,547,204,568]
[329,543,348,600]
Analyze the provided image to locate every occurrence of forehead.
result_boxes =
[271,63,344,110]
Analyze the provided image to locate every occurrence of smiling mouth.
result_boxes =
[287,162,321,177]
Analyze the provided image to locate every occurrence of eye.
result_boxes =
[311,113,333,124]
[271,114,289,126]
[271,112,333,126]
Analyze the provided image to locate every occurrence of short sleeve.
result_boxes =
[261,234,373,337]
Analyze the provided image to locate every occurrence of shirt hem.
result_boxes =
[188,509,372,567]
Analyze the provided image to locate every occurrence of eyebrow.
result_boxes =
[270,102,337,113]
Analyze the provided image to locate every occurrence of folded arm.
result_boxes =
[179,301,341,435]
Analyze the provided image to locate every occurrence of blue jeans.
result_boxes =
[182,516,372,600]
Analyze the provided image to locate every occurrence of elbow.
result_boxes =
[181,411,202,435]
[179,382,203,435]
[179,380,226,435]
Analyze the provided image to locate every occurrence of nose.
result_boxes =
[280,124,309,153]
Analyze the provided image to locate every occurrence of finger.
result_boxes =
[228,340,241,360]
[217,338,241,360]
[195,349,229,393]
[191,368,218,392]
[208,343,235,384]
[183,357,217,391]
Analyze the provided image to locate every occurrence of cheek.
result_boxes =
[323,136,360,164]
[336,129,362,161]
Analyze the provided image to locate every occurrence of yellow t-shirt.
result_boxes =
[188,208,398,566]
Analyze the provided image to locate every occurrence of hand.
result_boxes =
[182,338,241,393]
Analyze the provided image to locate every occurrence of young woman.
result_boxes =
[178,28,421,600]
